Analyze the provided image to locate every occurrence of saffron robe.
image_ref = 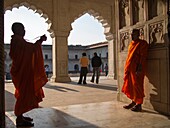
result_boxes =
[122,39,148,104]
[9,35,48,116]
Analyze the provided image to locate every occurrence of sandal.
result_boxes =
[131,104,142,112]
[23,116,33,122]
[123,101,136,109]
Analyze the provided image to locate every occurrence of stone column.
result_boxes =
[107,3,117,79]
[51,31,71,82]
[50,37,57,82]
[108,40,114,78]
[50,0,71,82]
[0,0,5,127]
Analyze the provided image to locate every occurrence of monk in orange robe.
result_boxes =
[9,22,48,127]
[122,29,148,112]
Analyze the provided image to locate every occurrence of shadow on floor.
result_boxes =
[6,107,100,128]
[44,83,79,92]
[67,81,118,91]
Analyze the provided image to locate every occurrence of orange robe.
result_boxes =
[122,39,148,104]
[9,35,48,116]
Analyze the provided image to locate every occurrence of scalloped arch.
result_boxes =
[72,9,113,41]
[5,2,55,38]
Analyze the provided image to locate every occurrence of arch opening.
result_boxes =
[68,9,113,76]
[4,2,55,44]
[69,9,113,43]
[4,2,55,80]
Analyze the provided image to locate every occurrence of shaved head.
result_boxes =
[132,29,140,36]
[11,22,25,36]
[131,29,140,40]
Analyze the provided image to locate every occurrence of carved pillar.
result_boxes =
[0,0,5,127]
[51,31,71,82]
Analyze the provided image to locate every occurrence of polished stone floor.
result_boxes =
[5,76,170,128]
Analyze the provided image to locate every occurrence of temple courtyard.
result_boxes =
[5,76,170,128]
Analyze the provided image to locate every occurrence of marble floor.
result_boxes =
[5,76,170,128]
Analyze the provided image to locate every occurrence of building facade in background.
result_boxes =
[68,42,108,73]
[4,42,108,79]
[4,44,52,79]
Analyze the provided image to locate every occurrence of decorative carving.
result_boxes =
[149,22,164,46]
[132,0,144,24]
[120,28,144,52]
[157,0,164,16]
[120,32,129,52]
[119,0,129,28]
[148,0,164,19]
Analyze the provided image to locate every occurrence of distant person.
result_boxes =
[77,52,89,84]
[45,65,50,78]
[104,63,108,76]
[122,29,148,112]
[9,22,48,127]
[90,52,102,84]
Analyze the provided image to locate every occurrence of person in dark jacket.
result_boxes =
[90,52,102,84]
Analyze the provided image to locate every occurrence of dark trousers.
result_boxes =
[105,71,108,76]
[78,67,88,84]
[91,67,100,83]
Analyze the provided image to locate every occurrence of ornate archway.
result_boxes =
[5,2,55,38]
[69,9,116,78]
